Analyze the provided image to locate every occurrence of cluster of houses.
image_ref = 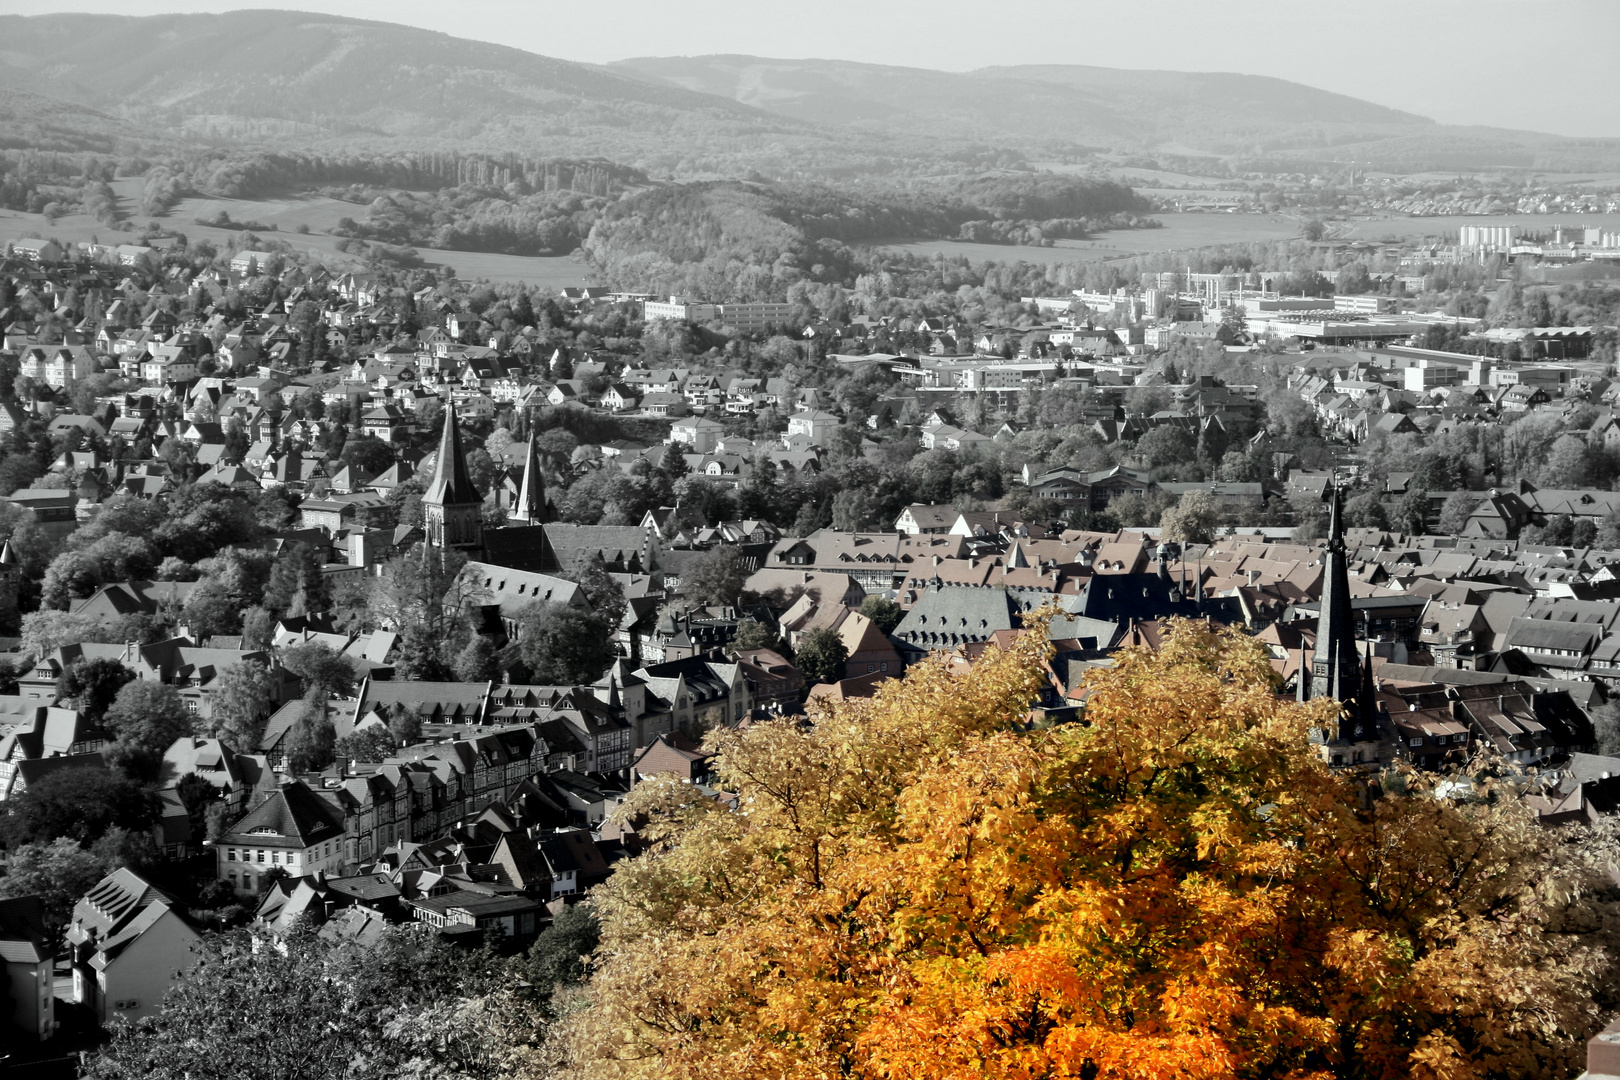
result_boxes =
[4,237,1620,1047]
[1289,344,1604,445]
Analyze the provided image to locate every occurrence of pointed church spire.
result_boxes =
[511,428,548,525]
[1356,640,1380,744]
[422,400,483,552]
[424,400,479,508]
[1310,481,1360,704]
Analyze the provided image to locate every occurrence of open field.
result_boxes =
[0,182,594,288]
[882,210,1620,266]
[882,212,1305,265]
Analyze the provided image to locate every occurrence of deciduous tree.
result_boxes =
[857,595,903,635]
[793,626,849,686]
[103,680,192,781]
[514,602,615,685]
[563,619,1619,1080]
[0,765,159,847]
[55,656,135,729]
[206,659,277,754]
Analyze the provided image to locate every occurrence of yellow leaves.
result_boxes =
[559,617,1613,1080]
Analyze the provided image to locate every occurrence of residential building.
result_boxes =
[67,869,201,1024]
[0,895,53,1041]
[215,779,349,894]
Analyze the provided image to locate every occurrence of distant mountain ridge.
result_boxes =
[0,11,1615,172]
[0,10,823,169]
[605,54,1434,153]
[605,55,1620,169]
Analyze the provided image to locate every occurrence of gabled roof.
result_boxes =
[0,894,49,965]
[222,779,346,848]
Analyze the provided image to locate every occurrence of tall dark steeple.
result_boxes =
[1309,484,1361,703]
[1300,483,1382,751]
[423,401,484,551]
[510,429,549,526]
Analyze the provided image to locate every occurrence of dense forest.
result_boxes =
[140,149,646,216]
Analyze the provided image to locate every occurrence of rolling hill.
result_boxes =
[0,11,1615,173]
[0,10,829,171]
[607,55,1620,170]
[0,86,195,155]
[606,54,1431,151]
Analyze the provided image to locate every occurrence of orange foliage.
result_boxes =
[563,619,1618,1080]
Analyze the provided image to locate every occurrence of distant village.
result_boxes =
[1,225,1619,1054]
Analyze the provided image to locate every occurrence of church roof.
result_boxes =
[513,429,547,522]
[423,400,479,507]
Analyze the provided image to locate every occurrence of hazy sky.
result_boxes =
[6,0,1620,138]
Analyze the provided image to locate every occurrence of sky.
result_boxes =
[5,0,1619,138]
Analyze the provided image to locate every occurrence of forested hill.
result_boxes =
[605,54,1431,151]
[3,12,1617,173]
[0,10,823,168]
[580,177,1150,301]
[608,54,1620,170]
[0,86,196,155]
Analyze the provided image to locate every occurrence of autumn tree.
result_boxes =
[454,635,502,683]
[1437,491,1482,536]
[562,619,1620,1080]
[569,550,627,630]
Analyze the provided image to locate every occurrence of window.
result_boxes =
[271,852,280,864]
[1408,737,1423,747]
[227,849,236,861]
[256,850,265,863]
[185,699,199,714]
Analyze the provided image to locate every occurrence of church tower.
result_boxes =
[423,401,484,552]
[1300,483,1384,757]
[509,429,549,526]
